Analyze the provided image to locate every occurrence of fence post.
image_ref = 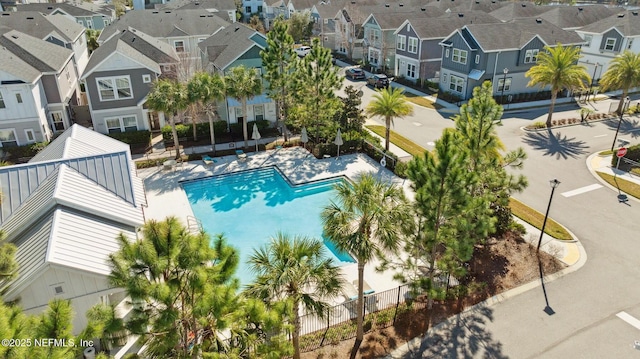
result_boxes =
[393,285,401,325]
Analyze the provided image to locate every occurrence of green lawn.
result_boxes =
[404,93,443,109]
[509,198,573,240]
[365,125,425,157]
[595,172,640,200]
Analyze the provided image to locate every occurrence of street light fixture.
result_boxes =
[611,96,632,152]
[537,179,561,254]
[501,68,509,105]
[589,62,600,101]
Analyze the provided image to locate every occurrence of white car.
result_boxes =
[295,46,311,57]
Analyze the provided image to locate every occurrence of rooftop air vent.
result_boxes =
[578,7,583,11]
[521,3,526,7]
[384,3,389,7]
[491,0,496,3]
[351,0,355,3]
[152,11,159,13]
[47,6,53,9]
[420,7,426,11]
[195,1,199,4]
[26,16,34,19]
[633,11,638,15]
[11,35,17,39]
[1,13,9,16]
[458,13,464,17]
[235,26,240,31]
[617,13,625,17]
[200,14,205,17]
[165,11,171,13]
[475,1,479,3]
[399,3,404,7]
[535,18,542,23]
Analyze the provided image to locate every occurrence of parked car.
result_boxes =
[367,74,390,89]
[345,68,365,80]
[295,46,311,57]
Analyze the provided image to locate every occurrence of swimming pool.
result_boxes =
[182,167,355,286]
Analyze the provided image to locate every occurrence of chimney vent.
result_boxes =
[578,7,583,11]
[617,13,625,18]
[458,13,464,17]
[384,3,389,7]
[633,11,638,15]
[535,18,542,23]
[521,3,526,7]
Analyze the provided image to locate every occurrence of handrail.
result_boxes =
[186,215,203,233]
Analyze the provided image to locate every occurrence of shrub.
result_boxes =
[108,130,151,145]
[531,121,547,129]
[2,142,47,162]
[394,160,408,178]
[611,143,640,167]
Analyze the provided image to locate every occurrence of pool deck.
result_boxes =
[139,147,412,296]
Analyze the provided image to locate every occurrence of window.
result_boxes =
[24,129,35,143]
[497,77,511,92]
[408,37,418,54]
[106,115,138,133]
[173,40,186,52]
[254,105,264,121]
[368,29,380,43]
[584,34,592,47]
[605,38,616,51]
[628,39,633,50]
[406,63,416,78]
[96,76,133,101]
[53,285,64,295]
[258,5,263,12]
[0,92,5,109]
[396,35,406,51]
[51,112,65,131]
[0,129,18,147]
[236,107,243,123]
[443,74,447,83]
[445,48,449,58]
[475,54,480,64]
[77,20,83,26]
[452,49,467,64]
[142,74,152,83]
[245,6,251,13]
[369,49,379,64]
[87,21,93,30]
[15,93,22,104]
[104,19,110,27]
[253,67,262,75]
[524,49,539,64]
[449,75,464,93]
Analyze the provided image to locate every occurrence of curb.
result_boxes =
[586,152,640,204]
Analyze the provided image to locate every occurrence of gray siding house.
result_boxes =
[394,11,499,82]
[81,28,179,134]
[438,18,584,101]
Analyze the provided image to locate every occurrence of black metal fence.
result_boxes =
[298,284,425,353]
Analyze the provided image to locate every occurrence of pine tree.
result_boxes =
[290,38,342,143]
[335,85,366,140]
[261,17,297,141]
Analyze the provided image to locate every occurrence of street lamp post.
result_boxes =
[589,62,599,101]
[611,96,631,152]
[501,68,508,105]
[536,179,561,254]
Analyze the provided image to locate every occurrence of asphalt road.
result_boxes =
[338,70,640,358]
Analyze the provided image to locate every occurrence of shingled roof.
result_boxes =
[459,18,583,52]
[15,2,114,17]
[83,27,179,78]
[198,23,264,70]
[99,9,230,42]
[489,1,551,21]
[404,10,500,39]
[579,9,640,36]
[0,11,84,43]
[538,4,616,30]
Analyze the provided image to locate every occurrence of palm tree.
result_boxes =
[147,79,188,160]
[225,66,263,148]
[525,44,590,127]
[365,87,414,151]
[598,50,640,114]
[188,72,226,155]
[321,174,411,359]
[246,233,344,359]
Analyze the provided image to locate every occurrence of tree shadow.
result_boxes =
[601,117,640,140]
[522,130,589,159]
[402,304,508,359]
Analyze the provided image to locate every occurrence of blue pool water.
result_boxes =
[182,167,355,286]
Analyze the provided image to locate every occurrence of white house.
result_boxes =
[0,125,146,333]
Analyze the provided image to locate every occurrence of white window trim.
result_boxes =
[445,48,450,58]
[449,74,464,93]
[51,111,65,132]
[497,77,511,92]
[408,37,418,54]
[475,54,480,64]
[105,115,139,133]
[173,40,186,52]
[96,75,133,102]
[524,49,539,64]
[583,34,592,47]
[452,49,467,64]
[0,128,18,147]
[397,35,406,51]
[605,37,616,51]
[103,19,110,26]
[142,74,152,83]
[24,129,36,143]
[406,63,416,78]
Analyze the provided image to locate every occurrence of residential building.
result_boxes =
[488,1,550,21]
[394,11,500,82]
[0,29,78,145]
[81,27,179,134]
[537,4,616,31]
[0,11,89,77]
[362,5,445,72]
[244,0,266,18]
[15,2,116,30]
[438,18,584,100]
[576,10,640,84]
[312,0,345,50]
[198,24,276,127]
[154,0,237,22]
[0,124,146,334]
[99,9,230,77]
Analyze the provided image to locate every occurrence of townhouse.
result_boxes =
[81,27,179,134]
[156,0,238,22]
[438,17,584,101]
[0,29,78,145]
[198,24,277,126]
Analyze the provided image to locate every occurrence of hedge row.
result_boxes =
[107,130,152,145]
[161,120,271,142]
